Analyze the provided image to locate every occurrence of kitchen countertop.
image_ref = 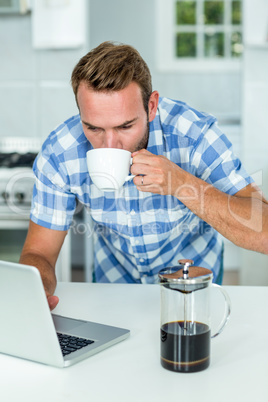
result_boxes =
[0,282,267,402]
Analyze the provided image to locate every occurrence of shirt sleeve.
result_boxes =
[191,122,254,195]
[30,143,77,231]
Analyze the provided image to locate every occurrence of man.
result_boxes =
[20,41,268,311]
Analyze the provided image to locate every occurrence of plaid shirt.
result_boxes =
[30,97,253,283]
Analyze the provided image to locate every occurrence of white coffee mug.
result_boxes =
[86,148,135,191]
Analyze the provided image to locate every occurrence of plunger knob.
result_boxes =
[178,259,194,279]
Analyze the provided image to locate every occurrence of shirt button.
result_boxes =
[130,209,135,215]
[139,258,145,263]
[135,240,140,245]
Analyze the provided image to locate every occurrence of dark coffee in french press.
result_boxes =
[161,320,211,373]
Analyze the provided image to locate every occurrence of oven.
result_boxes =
[0,137,71,281]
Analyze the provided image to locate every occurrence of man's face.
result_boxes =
[77,81,159,152]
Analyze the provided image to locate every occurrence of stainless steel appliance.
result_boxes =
[0,137,71,281]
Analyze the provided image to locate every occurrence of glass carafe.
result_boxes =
[158,259,231,373]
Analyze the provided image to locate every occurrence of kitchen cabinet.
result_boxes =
[240,0,268,285]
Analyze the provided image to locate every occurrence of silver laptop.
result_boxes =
[0,260,130,368]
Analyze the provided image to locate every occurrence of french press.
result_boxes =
[158,259,231,373]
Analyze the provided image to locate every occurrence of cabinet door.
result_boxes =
[241,47,268,285]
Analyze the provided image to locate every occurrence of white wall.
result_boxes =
[0,11,89,142]
[0,0,242,144]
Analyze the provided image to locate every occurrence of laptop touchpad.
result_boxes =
[52,314,85,332]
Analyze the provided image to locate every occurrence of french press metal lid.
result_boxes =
[158,259,213,291]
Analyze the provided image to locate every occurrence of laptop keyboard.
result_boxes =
[57,332,95,356]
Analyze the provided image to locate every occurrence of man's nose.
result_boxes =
[105,131,122,149]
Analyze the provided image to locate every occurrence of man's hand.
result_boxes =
[20,221,68,312]
[131,149,183,196]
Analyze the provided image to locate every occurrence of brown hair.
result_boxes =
[71,41,152,113]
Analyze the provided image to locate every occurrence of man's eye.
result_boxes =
[87,126,99,132]
[121,125,132,130]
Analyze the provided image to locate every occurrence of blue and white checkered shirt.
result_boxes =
[30,97,253,283]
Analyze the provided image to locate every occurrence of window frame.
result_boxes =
[156,0,242,72]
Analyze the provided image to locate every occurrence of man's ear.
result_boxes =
[148,91,159,122]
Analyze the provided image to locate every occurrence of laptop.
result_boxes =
[0,260,130,368]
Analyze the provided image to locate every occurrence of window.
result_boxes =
[156,0,243,71]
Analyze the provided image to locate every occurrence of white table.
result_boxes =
[0,283,267,402]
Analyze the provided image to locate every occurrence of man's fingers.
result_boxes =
[131,148,149,157]
[47,295,59,311]
[132,150,167,168]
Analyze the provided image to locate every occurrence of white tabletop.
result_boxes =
[0,283,267,402]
